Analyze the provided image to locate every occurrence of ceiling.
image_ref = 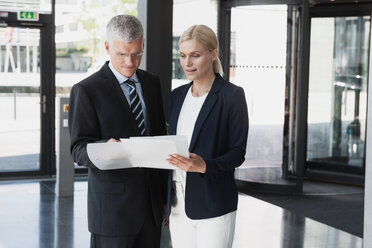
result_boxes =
[310,0,372,4]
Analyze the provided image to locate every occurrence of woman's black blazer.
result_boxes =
[167,73,249,219]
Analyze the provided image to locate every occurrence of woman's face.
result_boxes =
[179,39,216,83]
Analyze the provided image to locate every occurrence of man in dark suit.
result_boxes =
[68,15,167,248]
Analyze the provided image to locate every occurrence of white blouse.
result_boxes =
[173,86,208,182]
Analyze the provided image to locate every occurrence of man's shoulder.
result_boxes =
[74,63,109,88]
[137,69,159,81]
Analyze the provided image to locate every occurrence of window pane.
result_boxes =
[230,5,291,183]
[0,0,52,14]
[307,16,370,168]
[0,27,41,172]
[172,0,217,89]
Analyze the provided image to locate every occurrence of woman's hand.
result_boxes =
[166,153,206,173]
[107,138,121,143]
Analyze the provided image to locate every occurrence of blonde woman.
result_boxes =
[166,25,249,248]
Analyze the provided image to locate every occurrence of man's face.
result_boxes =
[105,36,144,78]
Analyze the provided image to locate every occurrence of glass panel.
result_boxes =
[55,0,139,169]
[172,0,218,89]
[307,16,370,169]
[0,27,41,172]
[230,5,298,184]
[0,0,52,14]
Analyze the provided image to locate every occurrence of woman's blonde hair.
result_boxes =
[179,25,224,76]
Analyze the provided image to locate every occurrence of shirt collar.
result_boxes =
[108,61,140,84]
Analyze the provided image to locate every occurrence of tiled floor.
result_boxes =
[0,178,363,248]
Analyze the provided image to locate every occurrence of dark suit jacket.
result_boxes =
[68,61,167,236]
[167,73,249,219]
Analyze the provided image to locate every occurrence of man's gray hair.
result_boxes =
[106,15,144,43]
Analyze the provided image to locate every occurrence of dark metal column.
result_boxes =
[294,0,310,192]
[40,2,56,175]
[145,0,173,119]
[218,1,232,81]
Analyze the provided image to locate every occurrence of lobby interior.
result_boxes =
[1,0,372,247]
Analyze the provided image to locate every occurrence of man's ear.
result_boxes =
[104,41,110,53]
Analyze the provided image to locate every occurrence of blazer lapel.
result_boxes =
[169,83,192,135]
[189,75,224,151]
[189,93,218,151]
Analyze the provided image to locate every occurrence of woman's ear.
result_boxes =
[211,49,218,61]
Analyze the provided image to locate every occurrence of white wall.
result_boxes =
[363,42,372,247]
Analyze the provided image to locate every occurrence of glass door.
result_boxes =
[306,15,370,181]
[228,4,301,189]
[0,26,42,173]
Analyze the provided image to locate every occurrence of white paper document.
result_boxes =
[87,135,189,170]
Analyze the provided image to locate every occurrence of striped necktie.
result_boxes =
[124,79,146,135]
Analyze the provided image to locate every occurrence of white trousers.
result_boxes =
[169,181,236,248]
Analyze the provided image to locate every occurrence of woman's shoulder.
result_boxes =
[171,82,192,96]
[214,74,244,96]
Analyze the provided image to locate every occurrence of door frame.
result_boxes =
[0,6,56,178]
[218,0,307,193]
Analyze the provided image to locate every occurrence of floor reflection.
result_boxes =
[54,196,74,248]
[235,166,296,185]
[0,180,90,248]
[235,193,363,248]
[0,179,363,248]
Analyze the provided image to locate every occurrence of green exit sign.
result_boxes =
[17,11,39,21]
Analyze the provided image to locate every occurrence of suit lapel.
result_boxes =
[100,62,138,133]
[137,70,150,116]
